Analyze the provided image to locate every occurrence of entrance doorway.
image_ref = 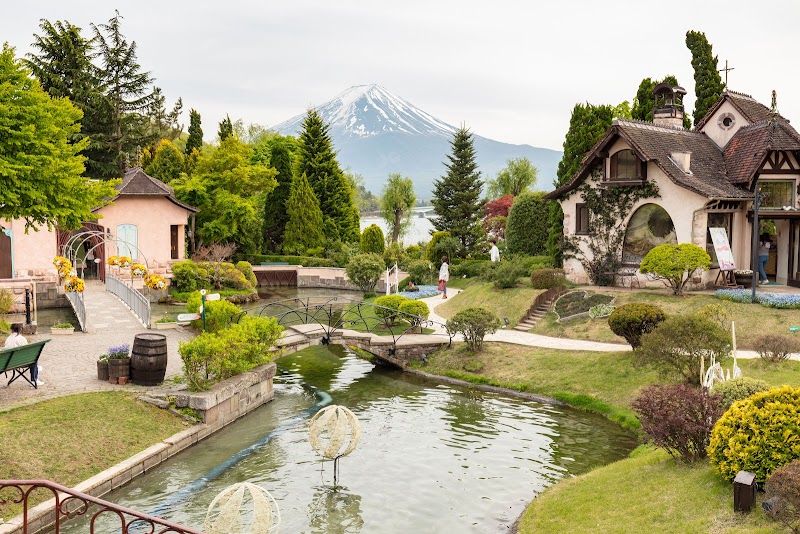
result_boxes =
[0,229,11,279]
[790,220,800,288]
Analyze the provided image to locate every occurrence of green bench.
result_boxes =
[0,339,51,389]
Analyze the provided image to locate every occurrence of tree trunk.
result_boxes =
[392,208,402,243]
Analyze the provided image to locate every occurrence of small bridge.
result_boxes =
[244,296,452,368]
[251,265,406,293]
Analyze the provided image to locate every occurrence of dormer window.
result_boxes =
[609,149,646,182]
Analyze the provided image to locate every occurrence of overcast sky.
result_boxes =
[4,1,799,151]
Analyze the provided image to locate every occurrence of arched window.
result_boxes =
[622,204,676,264]
[610,149,641,181]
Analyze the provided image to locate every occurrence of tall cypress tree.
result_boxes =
[263,139,294,251]
[92,11,155,176]
[185,108,203,155]
[431,127,483,255]
[283,173,325,254]
[218,114,233,141]
[26,19,116,180]
[686,30,725,125]
[296,109,359,242]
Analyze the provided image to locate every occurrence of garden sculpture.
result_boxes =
[204,482,280,534]
[309,405,361,485]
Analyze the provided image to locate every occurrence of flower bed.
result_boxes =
[400,285,440,299]
[715,289,800,309]
[554,291,615,321]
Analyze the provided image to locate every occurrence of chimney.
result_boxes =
[653,83,687,128]
[671,151,692,174]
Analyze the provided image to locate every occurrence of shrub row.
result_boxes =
[237,254,335,268]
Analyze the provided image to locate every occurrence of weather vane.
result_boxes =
[719,60,735,89]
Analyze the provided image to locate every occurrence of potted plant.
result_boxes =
[97,354,109,381]
[155,315,178,330]
[51,322,75,335]
[106,343,131,384]
[733,269,754,287]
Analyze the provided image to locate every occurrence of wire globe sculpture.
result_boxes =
[309,405,361,484]
[204,482,281,534]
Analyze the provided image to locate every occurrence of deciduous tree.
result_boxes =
[486,157,538,198]
[381,173,416,243]
[686,30,725,125]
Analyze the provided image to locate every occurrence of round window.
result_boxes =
[718,112,736,131]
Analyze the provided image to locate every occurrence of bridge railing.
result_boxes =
[64,290,87,332]
[105,274,151,328]
[0,479,202,533]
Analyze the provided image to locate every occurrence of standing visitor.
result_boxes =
[489,240,500,262]
[758,233,771,284]
[439,256,450,299]
[4,323,42,386]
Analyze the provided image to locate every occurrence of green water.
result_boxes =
[63,345,637,533]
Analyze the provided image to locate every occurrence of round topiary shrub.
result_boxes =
[764,459,800,532]
[711,377,771,410]
[360,224,385,255]
[345,253,385,294]
[374,294,408,325]
[607,303,667,348]
[235,261,258,287]
[530,268,566,289]
[708,386,800,482]
[399,300,430,327]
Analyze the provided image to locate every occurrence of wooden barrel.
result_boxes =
[130,333,168,386]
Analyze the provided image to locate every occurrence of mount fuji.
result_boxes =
[273,84,562,197]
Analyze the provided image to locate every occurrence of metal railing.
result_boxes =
[0,479,202,533]
[106,274,151,328]
[64,290,87,332]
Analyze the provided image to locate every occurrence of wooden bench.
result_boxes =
[0,339,51,389]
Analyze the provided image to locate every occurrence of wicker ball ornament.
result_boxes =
[309,405,361,459]
[204,482,280,534]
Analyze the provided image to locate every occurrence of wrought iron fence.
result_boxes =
[64,290,86,332]
[106,274,151,328]
[0,479,202,533]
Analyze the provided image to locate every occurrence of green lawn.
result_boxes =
[436,280,542,327]
[0,392,187,520]
[529,290,799,349]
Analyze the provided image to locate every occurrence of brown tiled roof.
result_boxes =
[696,90,781,130]
[94,167,198,213]
[724,119,800,185]
[545,120,752,200]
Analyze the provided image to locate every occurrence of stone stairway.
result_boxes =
[513,288,566,332]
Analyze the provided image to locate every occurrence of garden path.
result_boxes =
[0,281,191,411]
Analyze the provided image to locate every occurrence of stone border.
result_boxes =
[0,362,276,534]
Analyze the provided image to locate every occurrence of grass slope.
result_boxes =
[436,280,542,327]
[0,392,187,520]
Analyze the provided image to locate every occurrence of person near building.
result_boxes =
[758,233,771,284]
[489,240,500,262]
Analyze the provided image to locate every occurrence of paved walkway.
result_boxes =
[0,281,191,410]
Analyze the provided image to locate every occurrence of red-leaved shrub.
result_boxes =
[765,459,800,532]
[632,384,723,463]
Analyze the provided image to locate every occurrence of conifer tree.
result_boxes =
[92,11,155,176]
[296,109,360,242]
[431,127,483,255]
[283,173,324,254]
[185,108,203,155]
[263,139,294,251]
[686,30,725,125]
[218,114,233,141]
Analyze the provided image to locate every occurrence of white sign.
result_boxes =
[205,293,221,301]
[177,313,201,321]
[709,227,736,271]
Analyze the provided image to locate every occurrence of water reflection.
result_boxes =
[308,485,364,534]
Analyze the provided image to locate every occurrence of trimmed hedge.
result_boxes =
[399,300,430,326]
[607,303,667,348]
[530,268,565,289]
[236,254,335,267]
[374,294,408,325]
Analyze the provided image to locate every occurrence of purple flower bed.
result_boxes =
[400,285,441,299]
[715,289,800,309]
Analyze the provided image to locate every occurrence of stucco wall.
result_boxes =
[1,218,59,279]
[95,196,190,267]
[699,100,749,149]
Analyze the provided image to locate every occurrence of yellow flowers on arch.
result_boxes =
[144,273,166,290]
[130,263,147,277]
[64,276,85,293]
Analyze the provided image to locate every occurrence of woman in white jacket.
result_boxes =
[439,256,450,299]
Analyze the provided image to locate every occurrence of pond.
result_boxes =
[63,345,636,533]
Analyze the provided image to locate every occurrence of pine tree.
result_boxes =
[263,138,294,251]
[283,173,324,254]
[25,19,116,179]
[92,11,155,176]
[431,127,483,255]
[296,109,360,242]
[686,30,725,125]
[218,114,233,141]
[185,108,203,155]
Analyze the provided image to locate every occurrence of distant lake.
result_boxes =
[360,208,436,245]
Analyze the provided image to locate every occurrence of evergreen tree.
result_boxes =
[218,114,233,141]
[25,19,116,179]
[686,30,725,125]
[263,138,294,251]
[283,173,324,254]
[92,11,156,176]
[431,127,483,255]
[146,87,182,143]
[185,108,203,155]
[547,103,616,260]
[296,109,360,242]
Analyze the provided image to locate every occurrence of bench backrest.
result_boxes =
[0,340,51,373]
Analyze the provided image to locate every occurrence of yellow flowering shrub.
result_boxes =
[708,386,800,482]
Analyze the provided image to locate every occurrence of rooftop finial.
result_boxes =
[718,60,735,90]
[770,90,779,127]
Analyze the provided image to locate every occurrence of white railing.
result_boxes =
[65,290,87,332]
[106,274,151,328]
[385,263,400,295]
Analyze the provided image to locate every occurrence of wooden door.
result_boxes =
[0,231,11,278]
[170,225,179,260]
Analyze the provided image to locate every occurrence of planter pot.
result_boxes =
[97,361,109,381]
[155,322,177,330]
[118,376,129,385]
[51,327,74,335]
[735,276,753,288]
[108,358,130,380]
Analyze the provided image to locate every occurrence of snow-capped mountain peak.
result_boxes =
[274,84,457,138]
